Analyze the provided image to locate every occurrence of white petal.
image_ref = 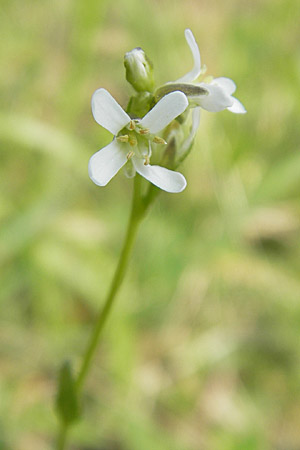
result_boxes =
[213,77,236,95]
[175,29,201,83]
[133,157,187,193]
[89,140,127,186]
[227,97,247,114]
[194,83,233,112]
[91,88,130,135]
[140,91,188,134]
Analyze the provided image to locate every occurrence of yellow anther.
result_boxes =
[116,134,129,143]
[128,120,136,130]
[138,128,150,135]
[144,156,150,166]
[129,135,137,146]
[127,150,135,160]
[153,136,167,145]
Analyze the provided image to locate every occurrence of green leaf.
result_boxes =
[55,361,81,425]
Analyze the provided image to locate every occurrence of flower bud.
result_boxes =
[124,47,154,93]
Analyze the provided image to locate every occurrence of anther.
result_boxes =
[153,136,167,145]
[128,120,136,130]
[144,156,150,166]
[127,150,135,160]
[138,128,150,135]
[116,134,129,143]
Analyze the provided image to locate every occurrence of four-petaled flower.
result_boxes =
[159,29,246,114]
[89,89,189,193]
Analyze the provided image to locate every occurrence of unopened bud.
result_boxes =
[124,48,154,93]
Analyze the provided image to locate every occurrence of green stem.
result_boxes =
[56,422,68,450]
[56,175,154,450]
[76,175,144,392]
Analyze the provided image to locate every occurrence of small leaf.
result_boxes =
[56,361,81,424]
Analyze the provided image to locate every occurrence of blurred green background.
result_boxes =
[1,0,300,449]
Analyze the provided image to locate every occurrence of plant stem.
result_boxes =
[76,176,144,392]
[56,422,68,450]
[56,175,153,450]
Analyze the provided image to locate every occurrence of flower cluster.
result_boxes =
[89,29,246,193]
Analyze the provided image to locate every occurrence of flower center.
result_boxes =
[117,120,167,165]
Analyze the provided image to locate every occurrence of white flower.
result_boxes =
[169,29,246,114]
[89,88,189,193]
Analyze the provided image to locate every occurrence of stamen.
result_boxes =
[116,134,129,143]
[127,150,135,160]
[138,127,150,135]
[128,120,136,130]
[144,155,150,166]
[153,136,167,145]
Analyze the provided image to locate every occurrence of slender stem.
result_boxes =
[75,177,160,392]
[76,176,144,391]
[56,175,150,450]
[56,423,68,450]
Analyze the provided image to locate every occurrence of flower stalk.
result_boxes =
[56,175,159,450]
[75,175,146,393]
